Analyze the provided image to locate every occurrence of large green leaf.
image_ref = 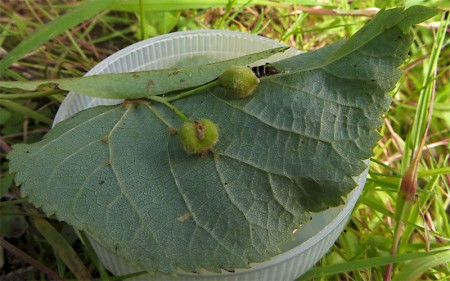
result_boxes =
[7,7,437,274]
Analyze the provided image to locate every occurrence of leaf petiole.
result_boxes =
[147,79,219,122]
[148,95,190,122]
[163,80,219,102]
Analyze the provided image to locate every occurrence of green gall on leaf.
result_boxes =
[217,66,260,98]
[178,118,219,154]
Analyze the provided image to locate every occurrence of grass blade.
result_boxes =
[0,100,52,125]
[385,10,448,281]
[397,9,448,248]
[31,215,92,281]
[392,250,450,281]
[298,248,450,280]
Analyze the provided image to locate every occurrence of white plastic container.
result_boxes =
[54,30,368,281]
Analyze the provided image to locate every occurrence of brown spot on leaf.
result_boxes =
[101,135,109,144]
[177,211,192,222]
[146,79,155,89]
[132,73,140,79]
[122,99,142,108]
[169,69,180,76]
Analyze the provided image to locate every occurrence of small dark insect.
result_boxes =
[251,63,278,78]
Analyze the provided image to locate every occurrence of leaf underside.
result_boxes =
[8,8,424,274]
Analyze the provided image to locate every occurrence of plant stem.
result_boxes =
[146,79,219,122]
[164,80,219,102]
[0,89,66,99]
[148,95,190,122]
[370,157,402,176]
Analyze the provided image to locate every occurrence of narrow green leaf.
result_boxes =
[0,47,288,99]
[0,0,119,75]
[418,167,450,177]
[397,11,450,249]
[298,249,450,280]
[408,11,448,162]
[392,250,450,281]
[32,216,92,281]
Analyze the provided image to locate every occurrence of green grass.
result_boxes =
[0,1,449,280]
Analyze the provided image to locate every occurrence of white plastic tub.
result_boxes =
[54,30,367,281]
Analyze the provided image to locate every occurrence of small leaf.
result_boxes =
[0,47,288,99]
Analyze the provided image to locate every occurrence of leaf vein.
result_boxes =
[267,79,364,110]
[36,106,122,154]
